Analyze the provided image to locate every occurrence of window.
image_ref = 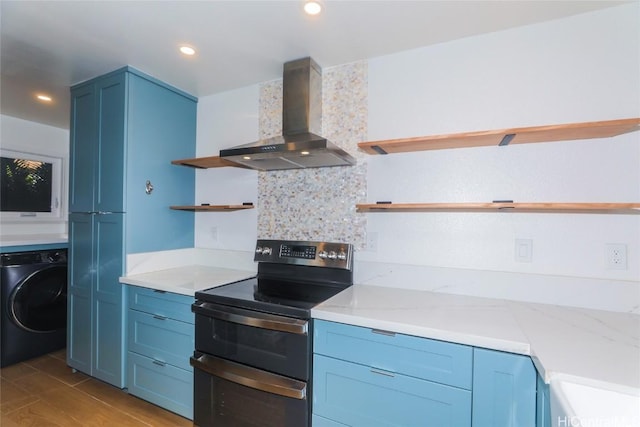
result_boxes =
[1,149,62,219]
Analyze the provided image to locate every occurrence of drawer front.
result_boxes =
[314,320,472,389]
[128,310,194,370]
[127,352,193,420]
[128,285,194,324]
[313,354,471,427]
[312,414,349,426]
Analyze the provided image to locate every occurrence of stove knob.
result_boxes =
[337,251,347,261]
[328,251,337,260]
[262,247,272,255]
[318,251,328,259]
[255,247,263,254]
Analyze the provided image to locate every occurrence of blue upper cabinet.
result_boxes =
[69,83,97,213]
[472,348,537,427]
[125,72,196,253]
[70,66,196,253]
[96,73,127,213]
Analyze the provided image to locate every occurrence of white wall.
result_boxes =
[194,4,639,312]
[0,114,69,237]
[368,4,640,280]
[194,84,260,251]
[362,3,640,282]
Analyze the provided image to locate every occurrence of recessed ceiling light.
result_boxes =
[243,156,251,160]
[301,151,310,155]
[179,45,196,56]
[36,94,52,102]
[304,1,322,15]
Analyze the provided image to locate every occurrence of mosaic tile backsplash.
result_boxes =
[257,61,367,248]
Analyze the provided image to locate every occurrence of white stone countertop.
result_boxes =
[119,265,255,296]
[0,234,68,247]
[312,284,640,394]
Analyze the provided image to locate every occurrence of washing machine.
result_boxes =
[1,248,68,367]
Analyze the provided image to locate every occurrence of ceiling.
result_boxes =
[1,0,626,130]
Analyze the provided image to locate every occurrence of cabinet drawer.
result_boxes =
[128,310,194,371]
[127,352,193,420]
[312,414,349,426]
[314,320,472,389]
[313,354,471,427]
[128,285,194,324]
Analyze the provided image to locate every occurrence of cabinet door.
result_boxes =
[313,354,471,427]
[69,85,97,213]
[472,348,536,427]
[125,74,196,253]
[536,374,551,427]
[128,352,193,419]
[93,213,125,387]
[67,213,94,373]
[95,73,126,213]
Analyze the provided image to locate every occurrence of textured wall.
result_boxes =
[257,61,367,248]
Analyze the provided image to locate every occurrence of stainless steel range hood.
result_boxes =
[219,57,356,171]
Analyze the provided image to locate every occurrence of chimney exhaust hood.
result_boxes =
[219,57,356,171]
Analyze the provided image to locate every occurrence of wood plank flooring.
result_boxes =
[0,350,192,426]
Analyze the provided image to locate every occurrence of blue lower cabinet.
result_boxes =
[536,374,551,427]
[127,352,193,419]
[313,355,472,427]
[472,348,537,427]
[314,319,472,390]
[312,414,350,426]
[312,321,539,427]
[125,286,194,420]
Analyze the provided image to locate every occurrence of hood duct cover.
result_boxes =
[219,57,356,171]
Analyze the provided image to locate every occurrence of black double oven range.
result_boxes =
[191,239,353,427]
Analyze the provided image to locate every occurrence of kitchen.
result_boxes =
[1,1,639,426]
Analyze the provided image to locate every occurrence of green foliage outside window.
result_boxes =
[1,156,53,212]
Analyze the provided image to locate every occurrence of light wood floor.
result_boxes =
[0,350,192,426]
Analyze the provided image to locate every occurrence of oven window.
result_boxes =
[195,314,310,381]
[194,362,308,427]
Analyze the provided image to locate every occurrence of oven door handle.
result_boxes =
[192,301,308,335]
[191,353,307,400]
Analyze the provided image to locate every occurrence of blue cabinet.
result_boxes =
[67,67,196,388]
[313,320,472,427]
[69,73,126,213]
[312,320,539,427]
[536,374,551,427]
[472,348,537,427]
[68,212,124,385]
[126,286,194,419]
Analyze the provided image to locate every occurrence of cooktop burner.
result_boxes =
[195,239,354,319]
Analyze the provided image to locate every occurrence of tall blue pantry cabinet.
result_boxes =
[68,67,196,388]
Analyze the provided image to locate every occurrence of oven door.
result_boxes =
[191,352,308,427]
[192,301,310,380]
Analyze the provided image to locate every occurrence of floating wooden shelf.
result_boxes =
[356,202,640,214]
[171,156,249,169]
[358,118,640,154]
[170,204,254,212]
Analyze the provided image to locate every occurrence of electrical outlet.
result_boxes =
[366,232,378,252]
[605,243,627,270]
[515,239,533,263]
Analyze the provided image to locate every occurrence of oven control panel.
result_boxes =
[254,239,352,270]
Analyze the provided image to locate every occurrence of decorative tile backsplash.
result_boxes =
[257,61,367,248]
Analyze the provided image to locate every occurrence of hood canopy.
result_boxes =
[219,57,355,171]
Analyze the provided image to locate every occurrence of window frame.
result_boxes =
[0,148,63,221]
